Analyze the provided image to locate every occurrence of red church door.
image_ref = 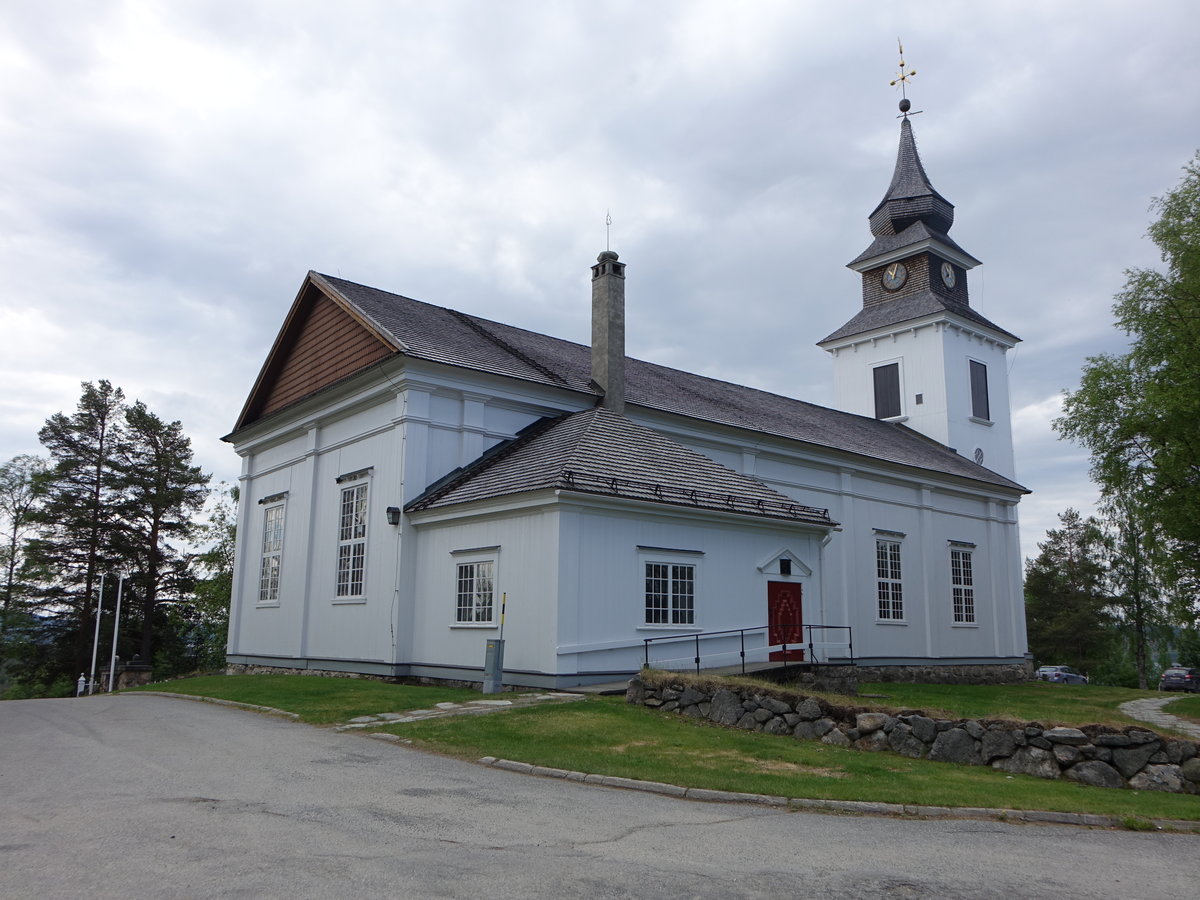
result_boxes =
[767,581,804,662]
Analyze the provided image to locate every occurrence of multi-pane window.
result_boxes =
[456,560,495,623]
[969,360,990,421]
[258,502,285,604]
[873,363,901,419]
[335,482,368,598]
[951,548,976,623]
[876,539,903,620]
[645,562,695,625]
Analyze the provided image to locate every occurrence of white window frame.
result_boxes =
[950,546,976,624]
[335,477,369,601]
[638,547,702,628]
[451,547,499,627]
[257,497,286,606]
[872,359,906,422]
[968,358,992,423]
[875,537,904,622]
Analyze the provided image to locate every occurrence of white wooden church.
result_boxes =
[223,113,1030,688]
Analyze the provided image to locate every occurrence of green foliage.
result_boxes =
[110,400,210,661]
[1,381,217,695]
[27,380,127,674]
[1024,509,1115,674]
[0,454,47,681]
[188,484,237,672]
[1175,628,1200,668]
[1056,151,1200,621]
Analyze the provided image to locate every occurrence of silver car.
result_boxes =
[1035,665,1088,685]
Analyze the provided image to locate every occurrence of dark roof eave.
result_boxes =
[409,483,839,527]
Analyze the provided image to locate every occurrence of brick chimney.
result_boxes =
[590,250,626,413]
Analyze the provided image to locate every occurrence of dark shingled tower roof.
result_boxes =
[820,116,1016,346]
[868,116,955,237]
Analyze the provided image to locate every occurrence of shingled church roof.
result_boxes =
[406,406,836,524]
[250,272,1024,494]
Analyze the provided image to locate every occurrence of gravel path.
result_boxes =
[1118,695,1200,738]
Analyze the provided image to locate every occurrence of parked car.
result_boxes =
[1034,665,1088,685]
[1158,666,1200,693]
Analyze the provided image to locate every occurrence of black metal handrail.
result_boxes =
[643,624,854,674]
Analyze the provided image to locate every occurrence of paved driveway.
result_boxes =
[1,694,1196,899]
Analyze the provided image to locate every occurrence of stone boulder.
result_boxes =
[855,712,891,734]
[854,731,890,752]
[1065,760,1124,789]
[821,729,852,748]
[1129,764,1191,793]
[709,690,744,726]
[980,728,1017,763]
[993,745,1060,780]
[929,728,980,765]
[888,723,927,759]
[1112,742,1161,779]
[903,715,938,744]
[795,698,823,721]
[1181,757,1200,784]
[1043,727,1088,746]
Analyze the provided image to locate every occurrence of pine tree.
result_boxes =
[30,381,127,673]
[1024,509,1114,675]
[111,401,210,663]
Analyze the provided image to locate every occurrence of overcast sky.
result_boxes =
[2,0,1197,562]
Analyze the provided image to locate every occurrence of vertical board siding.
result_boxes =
[259,294,394,419]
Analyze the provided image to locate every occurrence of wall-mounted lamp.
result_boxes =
[385,506,401,526]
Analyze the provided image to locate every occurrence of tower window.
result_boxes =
[969,360,990,421]
[873,363,901,419]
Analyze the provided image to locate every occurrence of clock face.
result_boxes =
[941,261,957,289]
[882,262,908,291]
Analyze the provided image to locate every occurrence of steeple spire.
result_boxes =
[868,117,955,237]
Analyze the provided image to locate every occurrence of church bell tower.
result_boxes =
[818,90,1020,481]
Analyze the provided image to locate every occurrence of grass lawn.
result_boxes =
[1165,693,1200,725]
[129,673,1200,825]
[854,681,1159,729]
[382,696,1200,824]
[127,674,478,724]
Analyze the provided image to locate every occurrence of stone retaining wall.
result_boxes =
[627,674,1200,795]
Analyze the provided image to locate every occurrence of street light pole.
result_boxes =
[106,574,125,693]
[88,573,105,695]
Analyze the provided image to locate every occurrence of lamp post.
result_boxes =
[87,574,105,695]
[106,574,125,693]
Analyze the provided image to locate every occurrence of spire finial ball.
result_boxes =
[899,97,911,114]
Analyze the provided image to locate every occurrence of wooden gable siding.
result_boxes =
[257,292,395,419]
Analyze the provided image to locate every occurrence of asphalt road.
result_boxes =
[1,694,1196,899]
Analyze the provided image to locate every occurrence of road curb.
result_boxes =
[476,756,1200,833]
[124,691,301,719]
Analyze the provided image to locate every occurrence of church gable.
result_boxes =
[235,278,399,430]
